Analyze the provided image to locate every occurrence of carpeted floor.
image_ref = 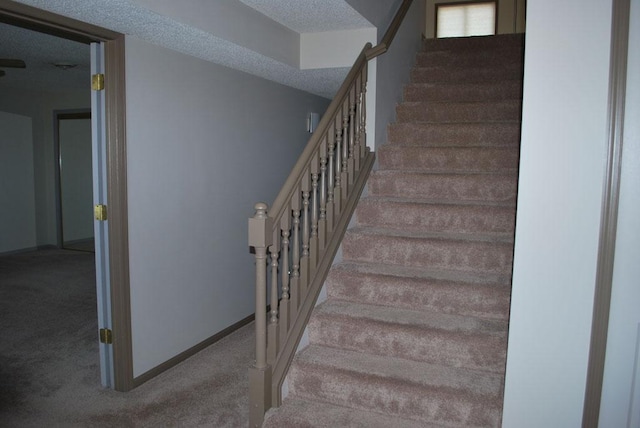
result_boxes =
[63,238,96,253]
[0,249,252,427]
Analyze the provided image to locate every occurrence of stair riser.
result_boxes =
[356,200,515,234]
[387,122,522,146]
[397,101,521,123]
[368,172,518,203]
[289,364,502,426]
[423,33,524,51]
[412,65,523,83]
[273,33,523,427]
[343,233,514,274]
[327,270,511,320]
[404,81,522,103]
[415,49,524,68]
[309,315,507,372]
[377,146,519,172]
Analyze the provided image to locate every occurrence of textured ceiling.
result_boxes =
[237,0,372,33]
[0,22,89,91]
[0,0,378,97]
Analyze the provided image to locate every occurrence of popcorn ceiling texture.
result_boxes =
[237,0,372,33]
[6,0,374,97]
[0,22,89,91]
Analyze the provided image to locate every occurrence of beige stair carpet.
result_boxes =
[263,33,524,428]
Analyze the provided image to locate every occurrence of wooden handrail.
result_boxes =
[248,1,414,426]
[366,0,415,60]
[268,42,372,223]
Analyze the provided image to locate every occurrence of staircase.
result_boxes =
[263,33,524,428]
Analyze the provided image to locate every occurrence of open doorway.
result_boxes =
[0,20,103,393]
[0,2,132,392]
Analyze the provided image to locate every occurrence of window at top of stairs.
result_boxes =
[436,2,496,38]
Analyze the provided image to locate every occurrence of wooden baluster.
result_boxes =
[310,152,320,273]
[290,189,301,322]
[360,64,368,159]
[341,99,350,199]
[319,137,328,251]
[326,125,336,234]
[353,75,362,173]
[267,230,280,364]
[278,215,290,341]
[348,85,356,186]
[300,171,310,298]
[334,112,343,216]
[248,202,272,426]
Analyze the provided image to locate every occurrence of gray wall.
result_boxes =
[502,0,616,425]
[374,0,426,150]
[345,0,403,39]
[0,111,36,253]
[124,36,330,376]
[0,88,90,251]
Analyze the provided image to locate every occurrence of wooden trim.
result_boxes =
[104,35,133,392]
[0,3,134,392]
[268,43,372,222]
[582,0,631,425]
[132,313,256,387]
[57,111,92,120]
[53,109,92,249]
[0,0,119,43]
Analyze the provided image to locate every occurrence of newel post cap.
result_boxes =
[248,202,273,248]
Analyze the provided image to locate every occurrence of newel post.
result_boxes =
[248,202,273,427]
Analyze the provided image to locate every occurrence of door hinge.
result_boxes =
[92,73,104,91]
[99,328,113,344]
[94,204,108,221]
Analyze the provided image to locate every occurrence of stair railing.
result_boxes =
[248,1,414,426]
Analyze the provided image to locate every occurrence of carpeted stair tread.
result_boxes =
[377,145,519,172]
[412,63,523,84]
[357,195,517,207]
[342,227,514,274]
[368,170,518,202]
[313,299,507,337]
[404,81,522,103]
[327,261,511,320]
[387,122,521,146]
[289,345,504,426]
[422,33,524,51]
[268,33,523,427]
[308,300,508,371]
[263,397,434,428]
[291,344,505,399]
[330,260,513,286]
[356,197,516,234]
[344,225,514,243]
[397,100,522,123]
[415,48,524,68]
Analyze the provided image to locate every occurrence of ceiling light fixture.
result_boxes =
[53,62,78,70]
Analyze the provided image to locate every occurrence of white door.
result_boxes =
[90,41,114,388]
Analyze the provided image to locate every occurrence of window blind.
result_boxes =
[436,2,496,38]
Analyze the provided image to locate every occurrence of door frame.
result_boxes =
[0,0,134,391]
[53,109,92,250]
[582,0,631,425]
